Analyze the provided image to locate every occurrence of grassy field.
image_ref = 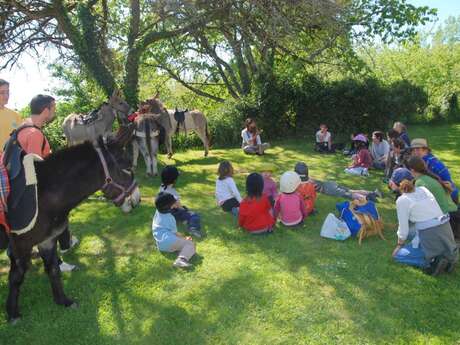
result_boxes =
[0,124,460,345]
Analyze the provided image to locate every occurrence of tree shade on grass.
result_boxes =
[0,124,459,344]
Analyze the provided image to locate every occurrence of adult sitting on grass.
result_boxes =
[384,137,409,183]
[410,138,459,204]
[314,123,334,153]
[370,131,390,170]
[406,156,460,240]
[393,121,411,148]
[241,118,270,155]
[390,168,458,276]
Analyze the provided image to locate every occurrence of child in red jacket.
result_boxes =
[345,135,372,176]
[239,173,275,234]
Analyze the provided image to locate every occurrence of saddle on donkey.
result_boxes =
[0,125,44,247]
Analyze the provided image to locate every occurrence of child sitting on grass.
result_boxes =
[152,192,196,269]
[345,135,372,176]
[315,124,333,153]
[274,171,307,227]
[215,160,242,216]
[159,165,203,238]
[239,173,276,234]
[294,162,317,215]
[296,161,382,202]
[261,166,278,206]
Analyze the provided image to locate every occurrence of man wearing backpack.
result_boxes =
[0,79,22,151]
[16,95,78,272]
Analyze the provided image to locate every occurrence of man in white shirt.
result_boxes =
[315,124,332,153]
[241,118,270,155]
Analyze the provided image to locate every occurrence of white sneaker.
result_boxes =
[59,261,77,272]
[173,257,192,269]
[61,236,79,253]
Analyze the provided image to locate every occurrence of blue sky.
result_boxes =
[2,0,460,109]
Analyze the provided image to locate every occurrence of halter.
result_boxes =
[95,146,137,206]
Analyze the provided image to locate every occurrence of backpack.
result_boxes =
[336,200,385,245]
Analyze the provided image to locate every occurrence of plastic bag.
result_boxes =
[320,213,351,241]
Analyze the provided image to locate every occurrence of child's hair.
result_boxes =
[393,121,407,133]
[218,160,234,180]
[406,156,453,194]
[161,165,179,188]
[387,129,399,140]
[400,179,415,193]
[392,138,405,149]
[246,173,264,199]
[373,131,385,142]
[355,140,367,150]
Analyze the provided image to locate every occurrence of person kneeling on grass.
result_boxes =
[152,192,196,269]
[159,165,203,238]
[390,168,458,276]
[344,135,372,176]
[274,171,307,227]
[241,118,270,155]
[239,173,275,234]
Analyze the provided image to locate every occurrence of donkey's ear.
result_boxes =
[185,108,188,113]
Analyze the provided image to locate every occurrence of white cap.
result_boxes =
[280,171,301,193]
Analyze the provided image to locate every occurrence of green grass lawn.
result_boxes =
[1,124,460,345]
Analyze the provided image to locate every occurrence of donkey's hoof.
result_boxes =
[9,316,21,325]
[68,301,79,309]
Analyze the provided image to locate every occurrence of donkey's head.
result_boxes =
[109,89,132,121]
[95,137,140,211]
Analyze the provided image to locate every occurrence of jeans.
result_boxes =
[394,243,429,268]
[171,207,201,230]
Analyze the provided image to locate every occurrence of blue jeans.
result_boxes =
[171,207,201,230]
[394,243,429,268]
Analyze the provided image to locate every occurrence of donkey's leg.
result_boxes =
[166,133,174,159]
[38,238,76,308]
[138,138,152,175]
[6,244,32,322]
[149,138,159,176]
[195,127,209,157]
[132,140,140,171]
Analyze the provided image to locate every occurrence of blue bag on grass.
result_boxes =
[336,201,361,236]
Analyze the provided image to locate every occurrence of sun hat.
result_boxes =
[353,134,368,143]
[155,192,177,213]
[410,138,429,149]
[294,162,309,181]
[280,171,301,193]
[390,168,414,186]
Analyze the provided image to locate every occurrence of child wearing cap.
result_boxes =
[215,161,242,216]
[159,165,203,238]
[152,192,196,268]
[389,168,458,276]
[344,135,372,176]
[238,173,276,234]
[294,162,317,215]
[274,171,307,226]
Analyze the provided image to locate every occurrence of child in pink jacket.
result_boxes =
[274,171,307,227]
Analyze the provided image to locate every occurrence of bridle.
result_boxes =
[95,146,137,206]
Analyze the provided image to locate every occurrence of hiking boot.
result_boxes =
[59,261,77,272]
[173,257,192,269]
[424,256,448,276]
[189,228,203,238]
[61,236,79,254]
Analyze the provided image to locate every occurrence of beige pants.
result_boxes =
[168,237,196,260]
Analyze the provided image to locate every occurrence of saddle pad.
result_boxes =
[76,109,100,125]
[7,154,42,235]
